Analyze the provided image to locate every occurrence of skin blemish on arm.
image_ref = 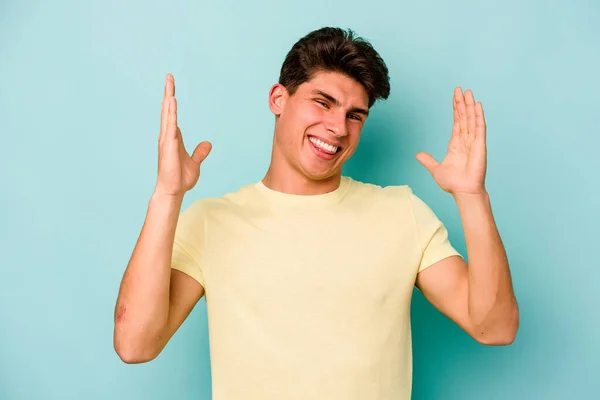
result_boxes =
[115,304,127,323]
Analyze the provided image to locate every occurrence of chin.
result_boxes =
[299,166,341,182]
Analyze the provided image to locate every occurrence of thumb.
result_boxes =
[191,141,212,165]
[415,152,439,175]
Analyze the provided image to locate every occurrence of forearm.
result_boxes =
[454,191,518,342]
[114,192,184,361]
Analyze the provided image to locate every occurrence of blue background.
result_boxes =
[1,0,598,398]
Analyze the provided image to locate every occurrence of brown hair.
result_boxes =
[278,27,390,108]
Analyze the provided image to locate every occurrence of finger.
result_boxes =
[475,102,486,142]
[160,75,174,140]
[464,89,476,135]
[452,94,460,137]
[177,127,188,158]
[165,73,175,97]
[415,151,439,175]
[191,141,213,165]
[454,87,468,135]
[166,97,178,140]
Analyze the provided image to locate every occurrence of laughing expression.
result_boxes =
[269,70,370,183]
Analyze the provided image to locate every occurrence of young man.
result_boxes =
[114,27,519,399]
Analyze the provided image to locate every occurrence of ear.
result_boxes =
[268,83,287,116]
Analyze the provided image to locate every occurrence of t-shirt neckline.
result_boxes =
[254,176,352,208]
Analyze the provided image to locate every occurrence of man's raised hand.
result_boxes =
[415,87,487,196]
[155,74,212,198]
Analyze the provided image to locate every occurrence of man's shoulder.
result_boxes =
[185,181,261,213]
[344,176,414,202]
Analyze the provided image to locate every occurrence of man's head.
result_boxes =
[267,27,390,188]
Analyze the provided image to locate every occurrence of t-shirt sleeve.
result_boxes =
[406,187,463,273]
[171,201,206,287]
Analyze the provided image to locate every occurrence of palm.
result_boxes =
[416,87,487,196]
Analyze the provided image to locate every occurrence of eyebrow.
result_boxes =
[311,89,370,117]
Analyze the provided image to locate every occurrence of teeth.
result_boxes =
[309,136,338,153]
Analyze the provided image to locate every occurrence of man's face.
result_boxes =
[269,70,370,182]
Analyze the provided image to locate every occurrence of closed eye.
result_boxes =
[315,98,363,121]
[315,99,329,108]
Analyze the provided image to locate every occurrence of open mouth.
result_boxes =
[307,135,341,155]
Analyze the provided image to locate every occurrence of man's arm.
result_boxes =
[415,191,519,345]
[113,74,212,363]
[113,193,204,363]
[414,87,518,345]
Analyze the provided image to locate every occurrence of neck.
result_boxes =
[261,165,341,196]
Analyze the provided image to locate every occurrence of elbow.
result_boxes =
[114,345,157,364]
[473,306,520,346]
[113,329,161,364]
[475,328,518,346]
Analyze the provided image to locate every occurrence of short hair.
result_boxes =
[278,27,391,108]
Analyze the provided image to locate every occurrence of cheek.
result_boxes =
[348,124,363,142]
[296,104,324,127]
[287,109,323,144]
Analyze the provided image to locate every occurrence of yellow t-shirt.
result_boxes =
[171,176,461,400]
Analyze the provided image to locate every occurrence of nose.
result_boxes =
[325,111,348,137]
